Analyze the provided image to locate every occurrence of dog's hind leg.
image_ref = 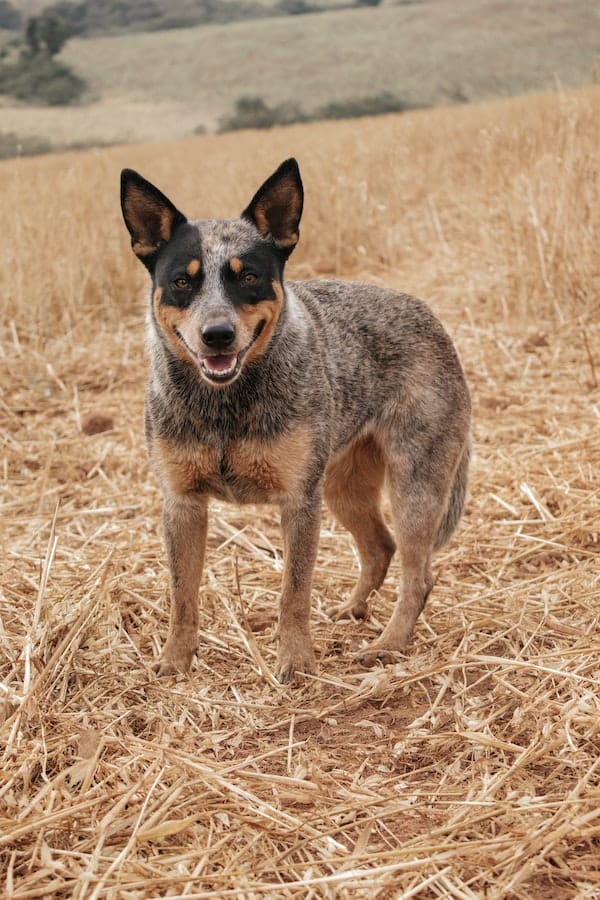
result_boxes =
[358,432,467,666]
[324,435,396,621]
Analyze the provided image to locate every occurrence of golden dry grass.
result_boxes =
[1,86,599,897]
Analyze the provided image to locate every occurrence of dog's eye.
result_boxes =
[173,277,191,291]
[240,272,258,287]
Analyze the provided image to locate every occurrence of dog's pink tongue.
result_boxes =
[203,353,236,372]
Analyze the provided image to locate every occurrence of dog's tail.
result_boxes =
[434,437,471,551]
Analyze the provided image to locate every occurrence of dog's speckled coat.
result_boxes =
[121,158,471,682]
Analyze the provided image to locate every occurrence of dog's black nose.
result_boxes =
[201,322,235,348]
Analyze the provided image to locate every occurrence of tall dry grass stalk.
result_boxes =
[1,87,599,897]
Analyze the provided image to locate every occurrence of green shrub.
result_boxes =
[218,96,307,132]
[0,53,86,105]
[314,92,418,120]
[276,0,320,13]
[219,92,422,133]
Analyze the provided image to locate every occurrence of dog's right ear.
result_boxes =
[121,169,187,270]
[242,158,303,256]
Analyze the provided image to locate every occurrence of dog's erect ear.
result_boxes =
[121,169,187,268]
[242,158,303,255]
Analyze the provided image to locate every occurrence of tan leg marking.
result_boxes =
[324,434,396,621]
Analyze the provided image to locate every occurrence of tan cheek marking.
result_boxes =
[228,425,313,498]
[229,256,243,274]
[152,439,219,495]
[241,280,284,364]
[152,287,194,363]
[186,258,201,277]
[152,287,164,320]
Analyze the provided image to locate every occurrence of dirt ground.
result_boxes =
[1,88,599,897]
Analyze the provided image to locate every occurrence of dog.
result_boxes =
[120,158,471,683]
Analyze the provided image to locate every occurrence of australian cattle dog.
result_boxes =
[120,158,471,682]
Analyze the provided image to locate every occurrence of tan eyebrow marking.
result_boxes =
[229,257,244,274]
[186,258,201,277]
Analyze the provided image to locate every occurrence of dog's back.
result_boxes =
[291,278,469,446]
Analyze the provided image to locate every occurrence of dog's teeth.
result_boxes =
[201,359,237,380]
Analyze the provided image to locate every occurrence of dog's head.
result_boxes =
[121,158,303,387]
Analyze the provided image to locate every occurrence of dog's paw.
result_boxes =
[276,638,316,684]
[153,641,195,676]
[357,641,406,669]
[329,597,369,622]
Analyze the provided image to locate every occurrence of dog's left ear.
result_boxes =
[121,169,187,269]
[242,158,303,255]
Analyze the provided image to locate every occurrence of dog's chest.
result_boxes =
[152,427,312,504]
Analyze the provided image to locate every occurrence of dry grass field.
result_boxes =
[1,84,599,897]
[2,0,599,146]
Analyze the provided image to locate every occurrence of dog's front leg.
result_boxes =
[155,493,208,675]
[276,490,322,683]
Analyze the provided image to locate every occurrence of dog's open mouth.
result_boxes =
[199,351,240,383]
[175,321,265,385]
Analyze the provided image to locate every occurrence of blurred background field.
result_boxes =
[0,0,599,147]
[1,1,599,897]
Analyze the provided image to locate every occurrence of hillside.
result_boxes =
[1,84,599,896]
[1,0,598,149]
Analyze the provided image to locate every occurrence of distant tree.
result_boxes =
[37,12,75,55]
[23,9,78,58]
[24,18,41,54]
[0,8,86,105]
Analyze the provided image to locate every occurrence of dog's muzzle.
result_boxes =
[176,320,266,386]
